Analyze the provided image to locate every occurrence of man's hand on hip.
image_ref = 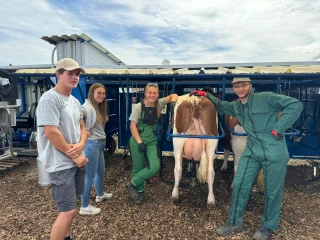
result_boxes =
[271,130,284,140]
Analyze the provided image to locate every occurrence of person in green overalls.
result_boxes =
[190,77,303,240]
[125,83,178,205]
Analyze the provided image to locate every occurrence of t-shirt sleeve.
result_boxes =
[129,103,142,122]
[37,99,61,127]
[159,98,167,111]
[81,107,87,122]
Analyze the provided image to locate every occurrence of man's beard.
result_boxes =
[238,91,250,99]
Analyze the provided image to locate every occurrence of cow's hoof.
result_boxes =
[206,202,215,209]
[172,198,179,204]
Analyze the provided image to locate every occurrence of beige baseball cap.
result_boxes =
[232,77,251,84]
[55,58,85,73]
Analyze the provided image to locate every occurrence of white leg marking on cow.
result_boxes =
[206,114,219,205]
[197,140,207,183]
[172,137,186,201]
[206,139,218,205]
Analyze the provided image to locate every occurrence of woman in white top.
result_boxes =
[80,83,113,215]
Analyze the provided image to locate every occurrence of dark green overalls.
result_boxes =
[130,102,160,192]
[207,92,303,231]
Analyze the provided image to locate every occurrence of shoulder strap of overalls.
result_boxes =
[140,100,145,119]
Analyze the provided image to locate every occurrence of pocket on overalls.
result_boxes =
[251,111,270,132]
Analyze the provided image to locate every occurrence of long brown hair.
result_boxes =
[144,83,161,118]
[87,83,108,124]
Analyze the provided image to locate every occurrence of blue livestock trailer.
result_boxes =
[10,62,320,161]
[7,62,320,190]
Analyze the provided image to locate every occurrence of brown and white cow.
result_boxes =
[171,94,219,206]
[221,115,248,189]
[221,115,247,175]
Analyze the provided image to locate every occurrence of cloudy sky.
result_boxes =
[1,0,320,67]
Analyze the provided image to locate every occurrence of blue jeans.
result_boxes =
[80,139,106,207]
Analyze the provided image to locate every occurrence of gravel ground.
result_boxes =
[0,153,319,240]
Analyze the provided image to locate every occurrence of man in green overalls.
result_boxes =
[125,83,178,205]
[190,77,303,240]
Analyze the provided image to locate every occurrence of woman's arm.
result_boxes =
[130,121,142,144]
[66,119,88,158]
[206,93,237,116]
[165,93,179,104]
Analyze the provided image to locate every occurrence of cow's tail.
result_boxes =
[197,143,207,183]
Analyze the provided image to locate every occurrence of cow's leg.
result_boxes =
[232,137,245,175]
[172,138,185,202]
[230,153,241,189]
[207,156,215,206]
[230,136,247,189]
[256,169,264,192]
[206,139,218,206]
[221,148,229,172]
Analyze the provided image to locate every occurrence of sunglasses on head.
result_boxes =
[146,83,158,87]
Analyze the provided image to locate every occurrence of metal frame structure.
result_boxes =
[0,108,13,160]
[8,62,320,161]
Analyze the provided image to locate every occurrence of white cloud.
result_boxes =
[0,0,319,66]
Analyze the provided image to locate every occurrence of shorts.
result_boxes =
[49,166,85,212]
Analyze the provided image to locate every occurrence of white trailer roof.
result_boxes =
[14,64,320,75]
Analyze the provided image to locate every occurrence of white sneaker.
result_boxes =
[79,204,101,215]
[95,192,113,202]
